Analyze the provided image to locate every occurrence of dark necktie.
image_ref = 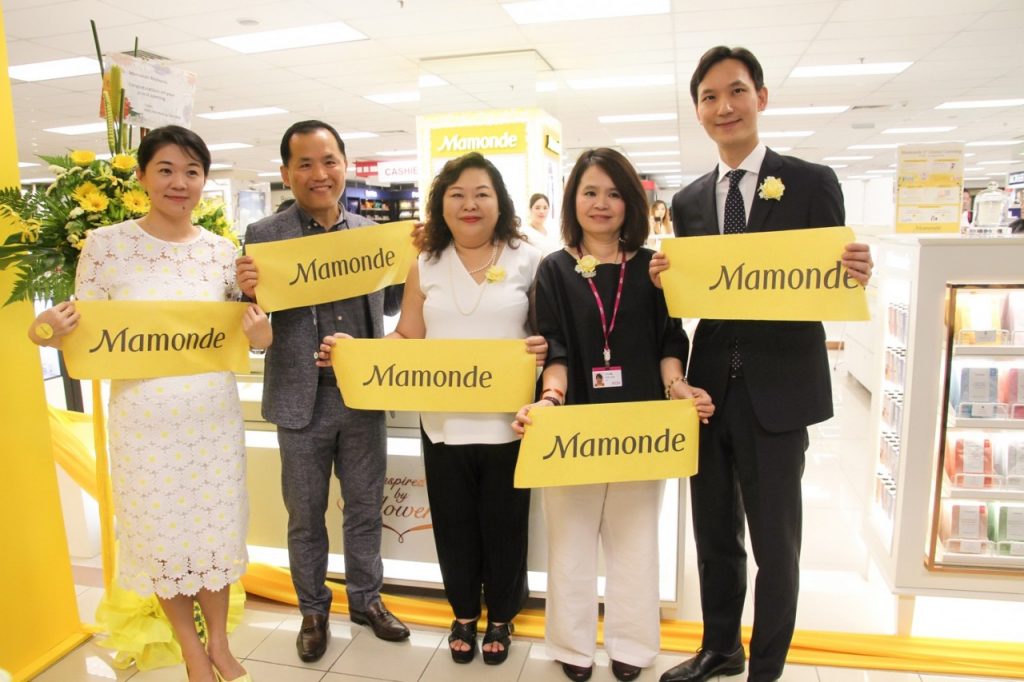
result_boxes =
[724,169,746,376]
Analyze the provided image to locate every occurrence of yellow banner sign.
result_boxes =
[660,226,869,321]
[62,300,251,380]
[430,123,529,157]
[515,400,699,488]
[246,220,418,312]
[332,338,537,412]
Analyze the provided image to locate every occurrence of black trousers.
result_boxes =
[690,377,808,682]
[421,432,530,623]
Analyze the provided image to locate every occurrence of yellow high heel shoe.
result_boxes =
[212,666,252,682]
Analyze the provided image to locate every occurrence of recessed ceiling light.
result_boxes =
[763,106,850,116]
[502,0,669,24]
[17,162,39,168]
[866,169,895,174]
[209,163,233,171]
[536,81,558,92]
[790,62,913,78]
[198,107,288,120]
[340,131,378,140]
[598,113,677,123]
[207,142,253,151]
[569,74,673,90]
[964,167,985,172]
[44,121,108,135]
[418,74,448,88]
[615,135,678,144]
[629,151,679,157]
[936,99,1024,110]
[760,131,814,138]
[964,176,989,181]
[986,172,1008,176]
[376,149,418,156]
[257,171,281,177]
[848,143,902,149]
[978,160,1020,165]
[364,91,421,104]
[965,140,1023,147]
[8,57,100,82]
[828,164,848,169]
[211,21,366,54]
[882,126,956,134]
[824,155,873,161]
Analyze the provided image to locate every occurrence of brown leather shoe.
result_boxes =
[296,613,330,662]
[349,598,410,641]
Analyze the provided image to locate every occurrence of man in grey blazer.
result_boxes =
[236,120,409,663]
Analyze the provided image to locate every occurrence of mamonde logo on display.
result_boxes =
[432,123,528,157]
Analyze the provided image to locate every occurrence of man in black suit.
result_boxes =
[656,47,873,682]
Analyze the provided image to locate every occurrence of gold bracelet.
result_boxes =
[664,376,687,399]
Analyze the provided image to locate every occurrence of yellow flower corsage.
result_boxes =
[574,254,599,279]
[758,176,785,201]
[485,265,506,283]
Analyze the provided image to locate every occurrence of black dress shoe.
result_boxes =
[659,647,745,682]
[560,661,593,681]
[296,613,330,662]
[349,598,411,641]
[611,659,643,681]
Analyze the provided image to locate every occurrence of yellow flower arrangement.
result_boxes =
[111,153,137,172]
[69,149,96,166]
[758,176,785,201]
[485,264,506,283]
[574,254,599,279]
[79,191,110,212]
[121,188,150,214]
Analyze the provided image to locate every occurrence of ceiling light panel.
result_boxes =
[936,99,1024,110]
[44,121,108,135]
[790,62,913,78]
[8,57,100,82]
[198,107,288,120]
[762,106,850,116]
[598,113,677,123]
[211,22,367,54]
[882,126,956,134]
[503,0,669,24]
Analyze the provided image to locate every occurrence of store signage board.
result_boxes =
[245,220,417,312]
[106,52,196,129]
[660,226,869,321]
[331,338,537,412]
[61,300,250,379]
[430,122,528,158]
[1008,170,1024,188]
[895,143,965,233]
[355,160,378,178]
[515,400,699,488]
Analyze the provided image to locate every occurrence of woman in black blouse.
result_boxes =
[514,148,713,682]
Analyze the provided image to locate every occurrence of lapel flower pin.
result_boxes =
[485,264,506,283]
[574,254,599,279]
[758,176,785,201]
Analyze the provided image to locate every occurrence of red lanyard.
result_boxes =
[578,247,626,366]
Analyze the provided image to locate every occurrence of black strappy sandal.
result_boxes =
[482,621,513,665]
[448,619,477,664]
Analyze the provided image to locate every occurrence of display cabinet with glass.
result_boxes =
[932,285,1024,567]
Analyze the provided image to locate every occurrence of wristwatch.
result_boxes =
[35,322,54,340]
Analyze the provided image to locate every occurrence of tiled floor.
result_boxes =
[31,355,1024,681]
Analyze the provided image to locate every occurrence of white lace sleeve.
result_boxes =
[74,230,109,301]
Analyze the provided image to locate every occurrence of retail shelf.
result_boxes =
[953,345,1024,356]
[947,487,1024,502]
[937,552,1024,569]
[950,418,1024,430]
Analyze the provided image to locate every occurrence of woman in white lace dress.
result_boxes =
[29,126,270,682]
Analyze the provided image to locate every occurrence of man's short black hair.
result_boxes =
[690,46,765,104]
[280,120,346,165]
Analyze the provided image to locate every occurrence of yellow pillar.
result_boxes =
[0,3,90,679]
